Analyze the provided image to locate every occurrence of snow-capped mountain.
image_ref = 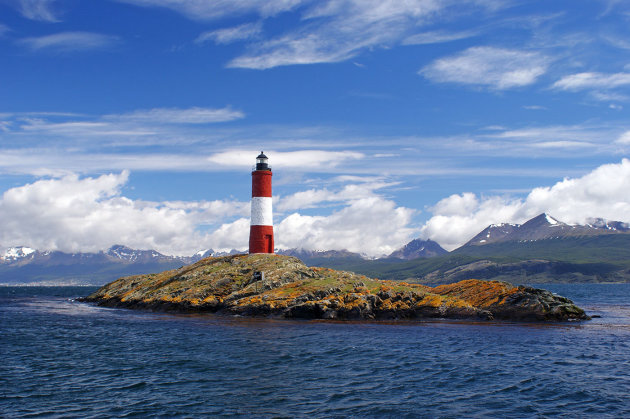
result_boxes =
[106,245,171,263]
[1,245,184,266]
[387,239,447,260]
[464,223,521,246]
[1,246,37,263]
[463,213,630,247]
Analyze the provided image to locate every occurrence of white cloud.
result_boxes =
[0,171,416,257]
[208,150,364,169]
[227,0,497,69]
[117,0,305,20]
[276,179,398,211]
[228,31,361,69]
[0,171,250,255]
[196,23,262,45]
[71,0,497,70]
[15,0,59,22]
[484,124,614,150]
[0,24,10,36]
[616,131,630,144]
[421,159,630,249]
[531,140,595,149]
[6,107,243,142]
[420,46,550,90]
[16,119,157,139]
[402,30,478,45]
[6,160,630,257]
[277,196,417,256]
[205,218,251,251]
[19,32,119,52]
[108,106,245,124]
[552,72,630,91]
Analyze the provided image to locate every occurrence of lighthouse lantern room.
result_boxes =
[249,151,274,254]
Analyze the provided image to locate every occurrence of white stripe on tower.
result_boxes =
[251,196,273,226]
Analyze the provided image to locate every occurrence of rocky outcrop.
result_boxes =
[81,254,589,322]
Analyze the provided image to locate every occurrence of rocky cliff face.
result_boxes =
[83,254,588,322]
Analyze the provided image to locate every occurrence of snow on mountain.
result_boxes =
[388,239,448,260]
[106,245,167,263]
[195,249,212,257]
[1,246,36,262]
[465,223,521,246]
[545,214,559,225]
[463,213,630,247]
[585,218,630,232]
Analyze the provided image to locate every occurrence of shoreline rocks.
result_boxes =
[81,254,589,322]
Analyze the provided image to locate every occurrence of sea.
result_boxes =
[1,284,629,418]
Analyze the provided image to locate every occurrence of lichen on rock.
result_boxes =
[82,254,589,322]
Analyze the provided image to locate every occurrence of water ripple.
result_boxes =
[2,286,630,417]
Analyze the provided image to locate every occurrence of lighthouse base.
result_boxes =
[249,225,274,254]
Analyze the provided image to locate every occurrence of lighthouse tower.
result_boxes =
[249,151,274,254]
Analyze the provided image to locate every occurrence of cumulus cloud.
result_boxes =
[277,196,416,256]
[196,23,262,45]
[0,171,249,255]
[616,131,630,144]
[0,171,416,257]
[421,159,630,249]
[552,72,630,91]
[19,32,119,52]
[420,46,550,90]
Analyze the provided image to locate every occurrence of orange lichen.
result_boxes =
[433,279,518,308]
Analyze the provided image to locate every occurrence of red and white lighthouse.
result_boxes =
[249,151,274,254]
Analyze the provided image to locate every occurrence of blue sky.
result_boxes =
[1,0,630,256]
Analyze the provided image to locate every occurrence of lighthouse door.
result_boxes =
[265,235,273,253]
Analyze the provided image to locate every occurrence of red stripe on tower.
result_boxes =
[249,151,274,254]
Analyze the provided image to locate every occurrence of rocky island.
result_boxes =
[83,254,589,321]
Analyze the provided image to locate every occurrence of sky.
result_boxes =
[1,0,630,257]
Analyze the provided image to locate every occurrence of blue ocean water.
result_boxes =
[1,284,630,418]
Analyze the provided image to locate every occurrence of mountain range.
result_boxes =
[307,213,630,284]
[2,213,629,285]
[0,245,240,285]
[464,214,630,246]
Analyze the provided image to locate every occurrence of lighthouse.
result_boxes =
[249,151,274,254]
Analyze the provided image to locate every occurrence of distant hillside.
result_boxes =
[302,214,630,284]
